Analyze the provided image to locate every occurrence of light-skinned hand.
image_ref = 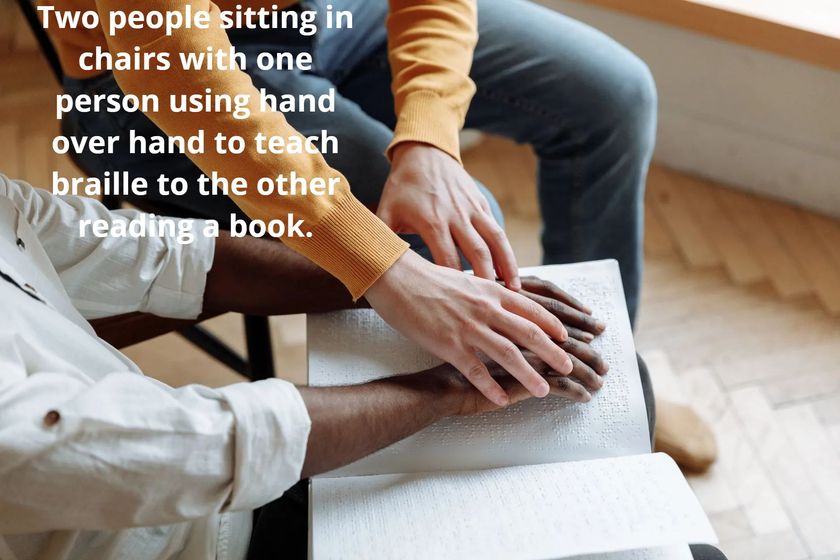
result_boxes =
[365,251,573,407]
[377,142,521,290]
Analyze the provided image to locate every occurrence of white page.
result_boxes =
[307,260,651,477]
[311,453,716,560]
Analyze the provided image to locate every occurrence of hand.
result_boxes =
[365,251,574,407]
[558,329,608,393]
[427,351,594,417]
[516,276,607,339]
[516,276,609,390]
[378,142,521,290]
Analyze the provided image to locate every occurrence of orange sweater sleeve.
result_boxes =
[386,0,479,163]
[95,0,408,300]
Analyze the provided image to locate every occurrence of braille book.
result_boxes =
[307,260,716,560]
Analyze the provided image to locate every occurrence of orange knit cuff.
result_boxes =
[287,193,409,300]
[387,90,464,165]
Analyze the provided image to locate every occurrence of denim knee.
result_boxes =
[609,54,658,165]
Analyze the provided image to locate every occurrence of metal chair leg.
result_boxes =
[178,325,250,377]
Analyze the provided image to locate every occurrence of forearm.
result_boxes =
[386,0,478,161]
[203,231,360,315]
[100,0,408,298]
[0,372,307,532]
[298,373,457,477]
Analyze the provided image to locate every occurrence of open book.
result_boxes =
[307,260,716,559]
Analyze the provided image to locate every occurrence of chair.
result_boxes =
[16,0,275,380]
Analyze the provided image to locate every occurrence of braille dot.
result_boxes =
[44,410,61,427]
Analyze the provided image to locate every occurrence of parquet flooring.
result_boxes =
[464,136,840,560]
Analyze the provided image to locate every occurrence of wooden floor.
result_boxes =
[466,136,840,560]
[3,31,840,560]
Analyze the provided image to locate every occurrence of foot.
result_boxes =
[654,398,718,473]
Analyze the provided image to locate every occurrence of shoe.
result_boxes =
[654,398,718,473]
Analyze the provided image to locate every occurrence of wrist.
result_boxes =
[365,250,421,300]
[391,141,457,166]
[391,368,464,418]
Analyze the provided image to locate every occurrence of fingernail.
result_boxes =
[561,359,573,375]
[583,332,595,342]
[582,391,592,403]
[511,277,522,291]
[596,321,607,332]
[495,392,510,407]
[537,381,550,398]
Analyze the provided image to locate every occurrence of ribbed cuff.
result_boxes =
[387,90,464,164]
[288,193,409,301]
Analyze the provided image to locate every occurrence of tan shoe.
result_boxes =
[654,398,718,473]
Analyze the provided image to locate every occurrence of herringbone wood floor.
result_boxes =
[2,20,840,560]
[465,136,840,560]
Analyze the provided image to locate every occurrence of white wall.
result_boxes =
[537,0,840,217]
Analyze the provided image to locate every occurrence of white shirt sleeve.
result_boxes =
[0,174,215,320]
[0,365,311,534]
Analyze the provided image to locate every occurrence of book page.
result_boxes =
[311,453,716,560]
[307,260,651,477]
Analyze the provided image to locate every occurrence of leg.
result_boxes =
[243,56,504,261]
[465,0,657,324]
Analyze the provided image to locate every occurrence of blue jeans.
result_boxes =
[64,0,656,322]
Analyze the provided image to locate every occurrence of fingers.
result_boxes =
[559,336,609,376]
[477,329,552,398]
[520,276,592,314]
[424,224,462,271]
[566,326,595,343]
[490,310,573,377]
[472,215,521,290]
[498,369,593,405]
[523,291,605,336]
[452,224,495,282]
[501,289,568,343]
[546,376,592,403]
[565,354,604,392]
[452,352,509,407]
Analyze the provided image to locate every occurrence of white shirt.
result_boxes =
[0,174,311,560]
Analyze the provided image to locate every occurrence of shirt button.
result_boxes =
[44,410,61,427]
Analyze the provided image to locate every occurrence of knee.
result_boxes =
[540,47,657,164]
[611,54,658,159]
